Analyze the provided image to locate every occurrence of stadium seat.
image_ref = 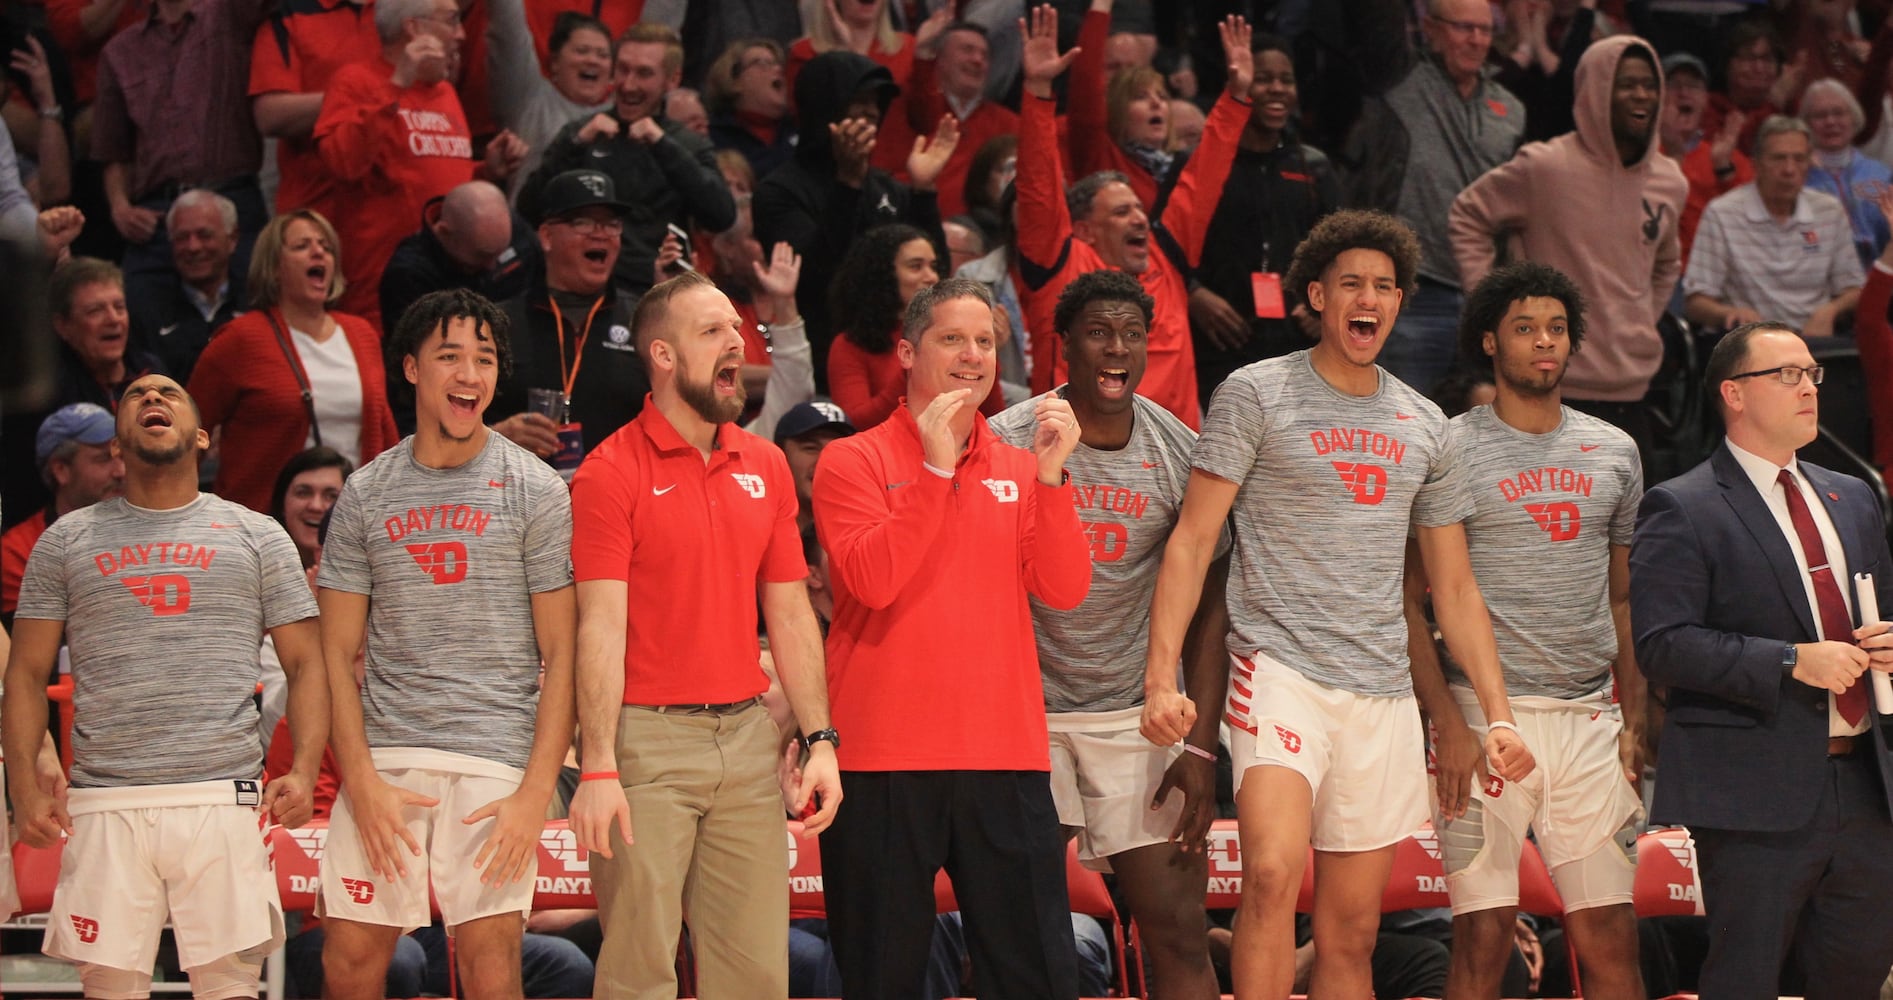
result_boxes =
[1633,828,1704,918]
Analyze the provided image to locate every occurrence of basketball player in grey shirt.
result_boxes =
[317,290,576,1000]
[991,271,1227,999]
[1408,263,1646,999]
[1142,211,1534,999]
[5,374,327,998]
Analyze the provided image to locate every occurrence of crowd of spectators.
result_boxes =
[5,0,1893,995]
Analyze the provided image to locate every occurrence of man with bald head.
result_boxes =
[380,180,540,434]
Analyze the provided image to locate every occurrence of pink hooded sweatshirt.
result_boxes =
[1449,35,1689,402]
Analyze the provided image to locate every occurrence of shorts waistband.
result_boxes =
[1452,686,1614,716]
[1046,705,1145,733]
[633,695,764,716]
[68,778,264,815]
[372,747,525,783]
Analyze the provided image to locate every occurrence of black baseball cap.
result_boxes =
[538,170,632,220]
[775,400,856,445]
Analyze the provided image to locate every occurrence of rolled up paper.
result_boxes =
[1852,573,1893,715]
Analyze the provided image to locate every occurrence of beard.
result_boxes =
[676,353,746,425]
[128,433,194,466]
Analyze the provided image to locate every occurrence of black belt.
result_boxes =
[141,174,260,204]
[645,695,763,716]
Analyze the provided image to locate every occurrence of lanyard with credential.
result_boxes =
[548,294,606,402]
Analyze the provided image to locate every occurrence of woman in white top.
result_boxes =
[188,210,399,513]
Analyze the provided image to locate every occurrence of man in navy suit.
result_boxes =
[1631,321,1893,999]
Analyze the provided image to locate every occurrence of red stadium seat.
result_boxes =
[1064,841,1139,998]
[1633,827,1704,917]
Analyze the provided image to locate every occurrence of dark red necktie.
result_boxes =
[1779,469,1867,725]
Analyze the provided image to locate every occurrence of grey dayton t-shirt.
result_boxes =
[1442,405,1642,699]
[991,392,1226,713]
[1192,351,1471,697]
[319,433,573,770]
[16,495,316,788]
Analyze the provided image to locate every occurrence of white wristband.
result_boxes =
[1181,743,1216,762]
[1487,720,1520,736]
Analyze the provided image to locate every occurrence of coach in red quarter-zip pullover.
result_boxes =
[811,277,1091,998]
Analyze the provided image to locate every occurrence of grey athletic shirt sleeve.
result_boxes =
[1442,405,1643,698]
[992,392,1227,712]
[318,434,574,769]
[15,495,316,787]
[1191,352,1471,697]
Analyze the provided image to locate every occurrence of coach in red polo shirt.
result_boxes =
[568,269,840,1000]
[811,276,1092,998]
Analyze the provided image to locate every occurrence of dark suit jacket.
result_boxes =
[1632,443,1893,832]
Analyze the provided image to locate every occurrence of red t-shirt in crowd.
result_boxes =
[314,59,476,328]
[813,403,1091,771]
[248,0,380,214]
[570,399,807,705]
[44,0,145,105]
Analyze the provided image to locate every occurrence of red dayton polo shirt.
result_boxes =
[571,396,807,705]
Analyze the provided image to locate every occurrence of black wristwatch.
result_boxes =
[798,728,841,752]
[1782,643,1799,675]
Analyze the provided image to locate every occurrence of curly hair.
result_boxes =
[829,223,934,355]
[1457,261,1588,368]
[1053,270,1153,337]
[1285,209,1421,310]
[386,288,514,378]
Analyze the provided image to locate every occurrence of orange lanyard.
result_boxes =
[548,294,606,402]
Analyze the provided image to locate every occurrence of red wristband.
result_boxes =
[579,771,620,782]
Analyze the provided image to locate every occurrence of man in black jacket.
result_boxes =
[752,50,956,385]
[516,23,735,300]
[491,170,651,470]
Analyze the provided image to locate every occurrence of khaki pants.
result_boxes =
[590,701,788,1000]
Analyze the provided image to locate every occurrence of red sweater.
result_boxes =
[314,59,476,329]
[1676,142,1753,271]
[812,404,1091,771]
[188,309,399,513]
[870,56,1020,218]
[828,332,1001,430]
[786,33,917,100]
[1015,88,1248,430]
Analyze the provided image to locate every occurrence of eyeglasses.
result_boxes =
[1728,364,1824,385]
[1429,15,1493,38]
[414,9,461,27]
[556,217,625,237]
[736,54,782,75]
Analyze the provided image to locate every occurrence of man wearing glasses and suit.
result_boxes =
[1631,321,1893,999]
